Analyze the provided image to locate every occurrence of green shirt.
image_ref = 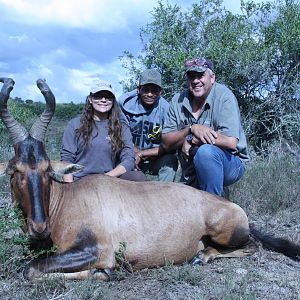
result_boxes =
[162,82,249,162]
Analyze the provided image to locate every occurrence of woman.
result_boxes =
[61,80,146,182]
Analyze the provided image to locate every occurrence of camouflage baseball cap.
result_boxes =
[184,57,214,74]
[139,69,162,88]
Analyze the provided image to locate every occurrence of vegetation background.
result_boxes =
[0,0,299,299]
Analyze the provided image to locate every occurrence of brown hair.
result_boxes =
[75,96,125,157]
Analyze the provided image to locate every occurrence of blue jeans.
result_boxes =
[193,144,245,197]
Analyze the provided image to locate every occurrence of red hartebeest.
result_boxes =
[0,78,299,281]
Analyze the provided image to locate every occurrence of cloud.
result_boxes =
[0,0,160,103]
[5,55,127,103]
[0,0,264,103]
[0,0,155,103]
[0,0,155,32]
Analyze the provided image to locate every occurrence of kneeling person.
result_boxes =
[161,58,249,196]
[119,69,178,181]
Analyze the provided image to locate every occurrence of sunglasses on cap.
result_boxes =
[184,58,214,70]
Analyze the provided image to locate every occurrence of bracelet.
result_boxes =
[189,124,193,134]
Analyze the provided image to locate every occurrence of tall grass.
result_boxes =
[232,153,299,215]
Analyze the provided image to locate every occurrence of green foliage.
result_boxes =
[55,102,84,119]
[0,205,29,276]
[0,99,40,132]
[120,0,224,99]
[119,0,300,152]
[0,100,82,158]
[0,99,42,147]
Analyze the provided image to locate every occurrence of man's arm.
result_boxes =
[190,124,237,150]
[161,127,191,151]
[136,146,161,159]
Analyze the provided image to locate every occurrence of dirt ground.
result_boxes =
[0,192,299,300]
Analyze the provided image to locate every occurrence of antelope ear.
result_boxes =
[50,160,84,173]
[0,162,14,176]
[49,160,84,182]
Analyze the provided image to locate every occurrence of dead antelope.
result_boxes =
[0,78,299,281]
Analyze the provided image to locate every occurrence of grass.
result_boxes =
[0,205,28,281]
[0,149,299,299]
[231,152,300,214]
[0,113,299,299]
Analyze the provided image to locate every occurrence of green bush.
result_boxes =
[0,100,39,133]
[120,0,300,152]
[0,100,41,149]
[55,102,84,119]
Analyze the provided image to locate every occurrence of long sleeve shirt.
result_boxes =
[60,117,135,180]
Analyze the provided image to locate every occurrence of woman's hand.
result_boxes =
[134,152,144,170]
[105,165,127,177]
[63,174,74,183]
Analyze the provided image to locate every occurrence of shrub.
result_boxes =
[231,145,300,216]
[55,103,84,119]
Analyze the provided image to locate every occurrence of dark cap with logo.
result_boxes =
[139,69,162,89]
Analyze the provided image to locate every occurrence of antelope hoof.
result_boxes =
[190,253,204,266]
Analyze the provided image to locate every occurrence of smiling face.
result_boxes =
[186,70,215,101]
[139,84,162,108]
[89,91,115,120]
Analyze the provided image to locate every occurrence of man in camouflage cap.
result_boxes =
[161,57,249,197]
[119,69,178,182]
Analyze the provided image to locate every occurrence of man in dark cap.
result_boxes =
[161,57,249,197]
[119,69,178,182]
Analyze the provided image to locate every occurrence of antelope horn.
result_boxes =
[29,79,56,142]
[0,78,29,144]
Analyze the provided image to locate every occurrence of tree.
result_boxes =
[120,0,224,99]
[119,0,300,151]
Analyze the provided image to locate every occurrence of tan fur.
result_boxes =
[48,174,251,273]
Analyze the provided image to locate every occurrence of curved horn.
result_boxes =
[0,78,29,144]
[29,79,56,142]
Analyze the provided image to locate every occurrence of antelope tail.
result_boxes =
[250,227,300,261]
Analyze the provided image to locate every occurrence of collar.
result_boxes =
[182,84,215,115]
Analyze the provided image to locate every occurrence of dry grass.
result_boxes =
[0,119,299,299]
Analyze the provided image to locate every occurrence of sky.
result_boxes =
[0,0,264,104]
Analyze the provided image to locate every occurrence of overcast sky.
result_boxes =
[0,0,264,104]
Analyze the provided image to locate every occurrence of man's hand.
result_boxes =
[181,139,192,161]
[134,152,143,170]
[191,124,218,145]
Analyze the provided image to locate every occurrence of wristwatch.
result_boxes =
[186,134,193,144]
